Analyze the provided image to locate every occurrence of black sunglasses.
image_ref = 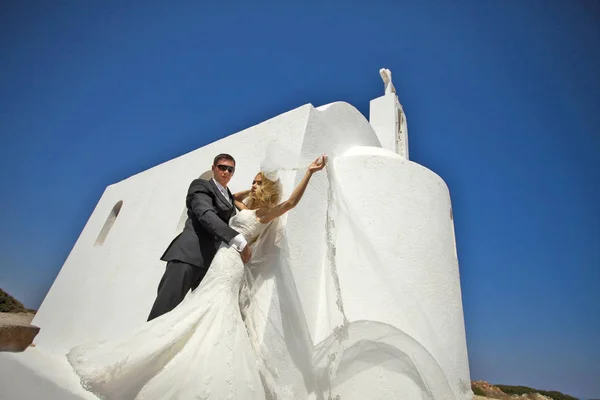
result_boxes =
[216,164,235,173]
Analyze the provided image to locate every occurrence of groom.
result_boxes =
[147,153,252,321]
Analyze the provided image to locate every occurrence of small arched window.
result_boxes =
[94,201,123,246]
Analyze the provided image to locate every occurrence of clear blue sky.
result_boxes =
[1,1,598,398]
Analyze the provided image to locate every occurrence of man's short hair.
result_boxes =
[213,153,235,166]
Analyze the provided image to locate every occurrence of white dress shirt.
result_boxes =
[212,178,247,252]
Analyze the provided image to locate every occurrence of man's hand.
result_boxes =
[240,245,252,264]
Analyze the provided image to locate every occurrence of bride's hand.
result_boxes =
[308,154,327,174]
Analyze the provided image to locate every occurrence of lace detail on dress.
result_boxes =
[238,165,459,400]
[322,164,349,400]
[230,209,265,243]
[67,208,268,400]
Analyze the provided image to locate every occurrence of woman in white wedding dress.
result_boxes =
[67,156,328,400]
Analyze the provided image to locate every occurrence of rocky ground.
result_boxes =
[471,381,561,400]
[474,395,553,400]
[0,311,39,352]
[0,312,35,326]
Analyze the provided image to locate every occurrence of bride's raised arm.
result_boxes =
[233,189,251,210]
[234,189,251,202]
[256,154,327,224]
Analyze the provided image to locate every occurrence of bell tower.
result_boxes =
[369,68,409,159]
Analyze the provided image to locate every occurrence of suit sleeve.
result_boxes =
[187,180,240,244]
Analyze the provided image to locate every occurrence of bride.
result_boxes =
[67,155,328,400]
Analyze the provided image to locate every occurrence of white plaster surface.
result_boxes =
[369,92,409,158]
[369,93,399,153]
[331,146,470,398]
[2,98,472,399]
[31,104,312,351]
[0,349,97,399]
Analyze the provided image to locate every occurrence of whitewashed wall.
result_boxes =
[329,146,470,398]
[28,100,471,398]
[32,104,312,350]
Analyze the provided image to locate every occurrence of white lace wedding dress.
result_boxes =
[68,200,460,399]
[67,209,269,400]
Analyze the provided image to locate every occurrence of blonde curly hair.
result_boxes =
[246,172,280,210]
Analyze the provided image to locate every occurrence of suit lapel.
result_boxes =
[209,179,233,209]
[227,188,238,216]
[226,188,235,208]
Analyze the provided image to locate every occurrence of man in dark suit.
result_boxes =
[147,153,252,321]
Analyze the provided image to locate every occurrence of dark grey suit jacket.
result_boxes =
[161,178,239,269]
